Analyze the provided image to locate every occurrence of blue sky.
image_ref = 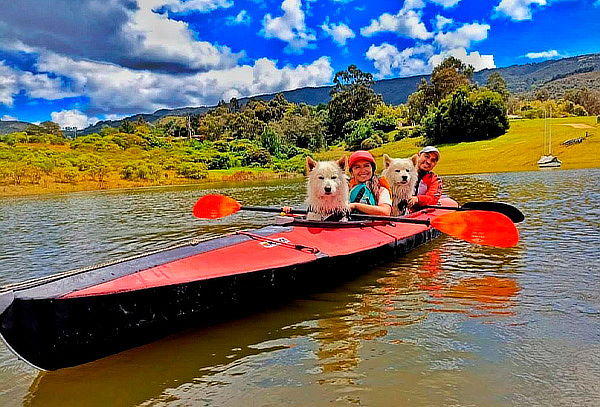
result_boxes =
[1,0,599,128]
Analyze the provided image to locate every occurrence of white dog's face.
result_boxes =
[382,154,418,187]
[306,157,347,197]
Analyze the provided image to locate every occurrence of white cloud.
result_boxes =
[525,49,559,59]
[0,61,75,107]
[430,0,462,7]
[261,0,316,53]
[124,0,243,72]
[360,9,433,40]
[494,0,547,21]
[366,43,434,78]
[429,48,495,71]
[35,52,334,115]
[225,10,252,25]
[1,115,18,121]
[51,110,100,129]
[435,15,453,30]
[160,0,233,13]
[321,21,355,46]
[0,0,242,73]
[434,23,490,49]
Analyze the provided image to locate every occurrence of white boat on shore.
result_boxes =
[538,109,561,169]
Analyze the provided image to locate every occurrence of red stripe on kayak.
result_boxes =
[62,201,455,298]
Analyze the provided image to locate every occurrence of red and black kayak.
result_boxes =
[1,197,506,371]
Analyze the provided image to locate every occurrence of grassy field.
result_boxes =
[317,116,600,175]
[1,116,599,197]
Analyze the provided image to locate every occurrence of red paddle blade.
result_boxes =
[192,194,241,219]
[431,210,519,248]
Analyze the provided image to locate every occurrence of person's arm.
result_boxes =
[408,173,442,207]
[349,188,392,216]
[349,202,391,216]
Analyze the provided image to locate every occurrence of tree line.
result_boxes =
[1,56,598,187]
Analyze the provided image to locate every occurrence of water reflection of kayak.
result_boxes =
[0,199,457,371]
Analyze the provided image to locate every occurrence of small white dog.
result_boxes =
[381,154,418,216]
[305,156,350,221]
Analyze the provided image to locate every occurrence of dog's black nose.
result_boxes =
[324,186,331,193]
[402,175,408,181]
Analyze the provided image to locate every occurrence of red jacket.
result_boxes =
[415,171,443,206]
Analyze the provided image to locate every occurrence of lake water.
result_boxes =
[1,169,599,406]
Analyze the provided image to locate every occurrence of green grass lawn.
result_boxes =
[317,116,600,175]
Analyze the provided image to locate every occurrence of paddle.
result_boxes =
[422,202,524,223]
[193,194,519,248]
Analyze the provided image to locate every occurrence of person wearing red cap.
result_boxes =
[348,150,392,216]
[407,146,443,209]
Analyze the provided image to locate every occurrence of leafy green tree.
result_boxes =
[564,88,600,115]
[485,72,510,102]
[327,65,383,142]
[407,57,475,124]
[119,120,135,134]
[422,88,508,144]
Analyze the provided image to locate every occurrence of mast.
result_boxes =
[548,107,552,156]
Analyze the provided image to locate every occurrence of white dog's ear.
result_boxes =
[306,156,318,173]
[383,154,392,169]
[411,154,418,166]
[337,156,347,171]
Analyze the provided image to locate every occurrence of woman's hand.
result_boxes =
[282,206,293,214]
[407,196,419,208]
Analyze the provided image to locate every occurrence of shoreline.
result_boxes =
[2,164,598,199]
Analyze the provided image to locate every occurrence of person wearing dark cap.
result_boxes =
[407,146,443,209]
[347,150,392,216]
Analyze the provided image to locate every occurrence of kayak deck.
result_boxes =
[0,199,457,370]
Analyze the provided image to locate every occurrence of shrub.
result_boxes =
[176,162,208,179]
[120,161,163,181]
[360,134,383,150]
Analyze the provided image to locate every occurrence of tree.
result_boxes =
[327,65,383,142]
[564,88,600,115]
[119,120,135,134]
[408,57,475,124]
[486,72,510,102]
[422,87,509,145]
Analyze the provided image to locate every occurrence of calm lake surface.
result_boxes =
[1,169,599,406]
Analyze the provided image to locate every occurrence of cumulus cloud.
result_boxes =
[0,0,242,74]
[35,52,333,115]
[365,43,434,78]
[51,110,100,129]
[429,0,462,7]
[321,21,355,46]
[0,61,76,107]
[261,0,316,53]
[435,15,453,30]
[160,0,233,13]
[494,0,547,21]
[225,10,252,25]
[525,49,560,59]
[429,48,495,71]
[434,23,490,49]
[360,8,433,40]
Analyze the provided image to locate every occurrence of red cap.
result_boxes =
[348,150,376,170]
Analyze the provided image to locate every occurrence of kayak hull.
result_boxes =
[0,202,454,370]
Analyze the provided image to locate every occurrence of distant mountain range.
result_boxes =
[2,53,599,135]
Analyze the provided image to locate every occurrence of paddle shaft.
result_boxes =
[241,206,430,225]
[241,206,307,215]
[352,213,430,225]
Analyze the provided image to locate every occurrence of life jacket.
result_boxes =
[349,177,391,205]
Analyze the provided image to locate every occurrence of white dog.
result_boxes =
[381,154,418,216]
[305,156,350,221]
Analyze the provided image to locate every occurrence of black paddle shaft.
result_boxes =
[422,201,524,223]
[241,206,307,215]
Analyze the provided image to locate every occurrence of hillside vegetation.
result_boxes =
[2,57,600,197]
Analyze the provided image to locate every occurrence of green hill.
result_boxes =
[0,120,30,135]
